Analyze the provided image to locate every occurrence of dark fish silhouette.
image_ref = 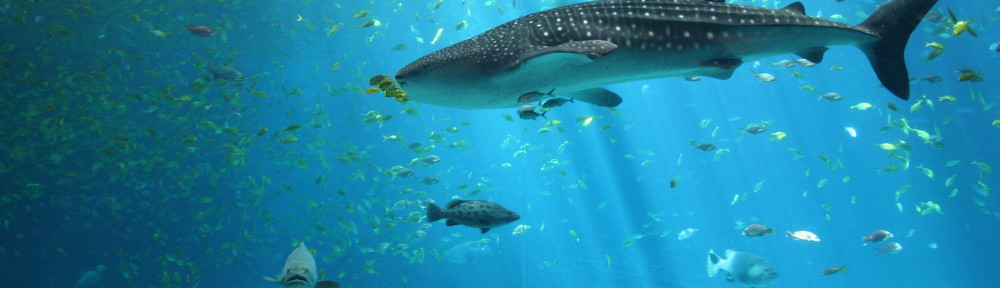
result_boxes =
[207,65,246,81]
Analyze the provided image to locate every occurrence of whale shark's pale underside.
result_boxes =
[396,0,938,109]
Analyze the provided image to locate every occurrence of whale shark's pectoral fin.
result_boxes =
[520,40,619,64]
[564,88,623,107]
[700,57,742,80]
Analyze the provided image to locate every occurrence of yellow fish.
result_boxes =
[947,9,977,37]
[957,71,982,82]
[924,42,944,61]
[770,131,787,141]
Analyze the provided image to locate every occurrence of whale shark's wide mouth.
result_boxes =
[286,274,310,283]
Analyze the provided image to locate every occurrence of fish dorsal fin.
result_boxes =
[781,2,806,15]
[316,280,340,288]
[445,199,467,209]
[795,47,829,64]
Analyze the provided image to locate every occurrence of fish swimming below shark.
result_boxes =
[395,0,939,109]
[263,242,340,288]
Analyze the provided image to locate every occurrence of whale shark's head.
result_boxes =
[395,29,526,109]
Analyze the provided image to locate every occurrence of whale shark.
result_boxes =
[396,0,938,109]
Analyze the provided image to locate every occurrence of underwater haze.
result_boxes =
[0,0,998,287]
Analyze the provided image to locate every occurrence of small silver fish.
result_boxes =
[421,155,441,164]
[877,241,902,255]
[794,58,817,67]
[517,104,546,120]
[420,176,439,185]
[820,92,844,102]
[207,65,247,81]
[743,124,767,135]
[678,228,699,240]
[517,89,555,103]
[397,168,416,177]
[541,97,574,109]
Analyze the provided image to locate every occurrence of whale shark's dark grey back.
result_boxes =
[399,1,840,76]
[397,0,938,103]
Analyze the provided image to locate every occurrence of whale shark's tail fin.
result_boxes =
[859,0,939,100]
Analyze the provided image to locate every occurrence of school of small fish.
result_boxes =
[0,1,996,288]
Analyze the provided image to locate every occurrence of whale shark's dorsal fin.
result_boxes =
[781,2,806,15]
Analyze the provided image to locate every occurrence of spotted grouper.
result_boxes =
[426,199,520,233]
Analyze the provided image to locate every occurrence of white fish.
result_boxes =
[877,241,903,255]
[787,230,821,242]
[678,228,699,240]
[754,73,776,82]
[794,58,817,67]
[844,126,857,137]
[263,242,340,288]
[772,60,796,68]
[512,224,533,235]
[74,265,105,288]
[443,241,493,264]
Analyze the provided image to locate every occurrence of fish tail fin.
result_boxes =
[840,266,848,272]
[426,203,442,222]
[706,249,721,278]
[858,0,939,100]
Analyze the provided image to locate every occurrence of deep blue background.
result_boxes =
[0,0,997,287]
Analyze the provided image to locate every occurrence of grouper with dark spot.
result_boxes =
[426,200,520,233]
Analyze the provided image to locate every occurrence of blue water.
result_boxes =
[0,0,997,287]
